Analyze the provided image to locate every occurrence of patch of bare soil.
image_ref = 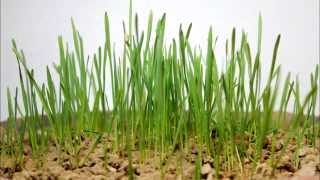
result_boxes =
[0,130,319,180]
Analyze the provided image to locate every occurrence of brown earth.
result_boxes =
[0,130,319,180]
[0,113,319,180]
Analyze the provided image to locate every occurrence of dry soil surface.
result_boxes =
[0,129,319,180]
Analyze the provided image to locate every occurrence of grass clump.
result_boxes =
[1,1,319,179]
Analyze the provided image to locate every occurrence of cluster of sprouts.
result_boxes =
[1,1,319,178]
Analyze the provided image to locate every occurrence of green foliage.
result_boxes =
[1,3,319,177]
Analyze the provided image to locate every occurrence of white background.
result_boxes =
[1,0,319,120]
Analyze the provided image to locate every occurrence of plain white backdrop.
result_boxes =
[1,0,319,120]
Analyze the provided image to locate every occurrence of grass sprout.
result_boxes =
[1,2,319,179]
